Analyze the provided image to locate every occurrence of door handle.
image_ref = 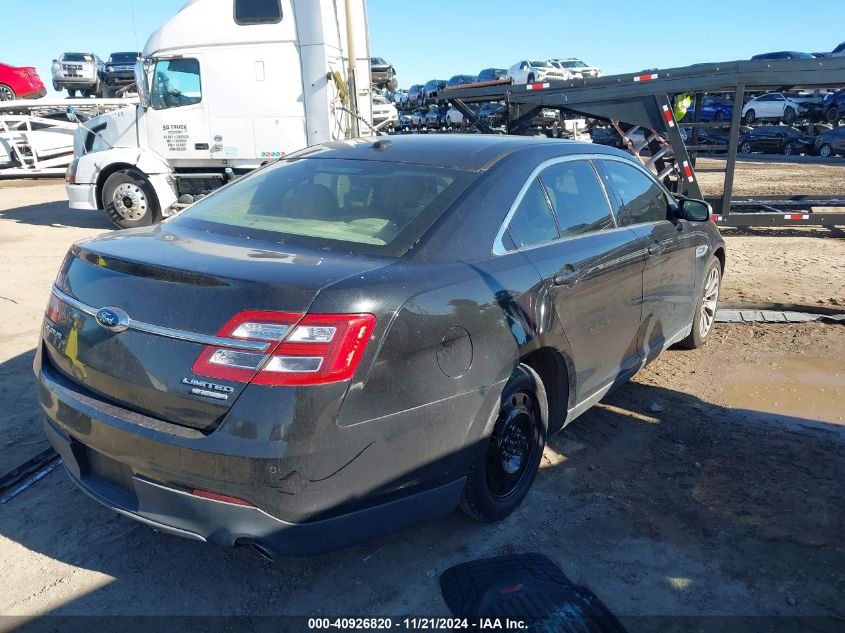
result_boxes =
[647,243,666,256]
[553,265,581,286]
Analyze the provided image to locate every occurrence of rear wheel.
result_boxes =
[677,257,721,349]
[0,84,15,101]
[740,140,753,154]
[783,142,796,156]
[460,364,546,522]
[819,143,833,158]
[102,168,160,229]
[713,110,725,122]
[826,106,840,123]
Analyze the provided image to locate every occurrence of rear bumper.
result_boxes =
[66,183,98,210]
[35,348,476,555]
[44,416,463,555]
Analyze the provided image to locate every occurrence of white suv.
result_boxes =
[51,52,102,98]
[548,58,602,78]
[508,60,573,85]
[742,92,806,124]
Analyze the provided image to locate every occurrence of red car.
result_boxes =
[0,63,47,101]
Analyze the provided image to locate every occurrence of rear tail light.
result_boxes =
[193,311,376,386]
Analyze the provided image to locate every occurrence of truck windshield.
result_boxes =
[151,58,202,110]
[173,158,477,257]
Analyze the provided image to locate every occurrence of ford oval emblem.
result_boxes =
[95,307,130,333]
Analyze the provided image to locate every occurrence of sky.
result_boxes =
[5,0,844,97]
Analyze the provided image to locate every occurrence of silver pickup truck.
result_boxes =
[51,52,102,97]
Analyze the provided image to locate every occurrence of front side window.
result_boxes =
[506,179,559,249]
[151,58,201,110]
[602,161,670,225]
[539,161,615,237]
[175,158,475,257]
[234,0,282,24]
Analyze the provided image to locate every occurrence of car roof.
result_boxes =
[286,135,633,172]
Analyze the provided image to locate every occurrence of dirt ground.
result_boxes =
[0,166,843,628]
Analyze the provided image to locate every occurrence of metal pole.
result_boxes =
[344,0,360,138]
[721,84,745,216]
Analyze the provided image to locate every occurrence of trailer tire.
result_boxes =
[0,84,15,101]
[103,169,160,229]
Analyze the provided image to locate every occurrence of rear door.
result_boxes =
[505,158,645,402]
[597,158,698,360]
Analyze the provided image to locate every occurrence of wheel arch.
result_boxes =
[713,246,726,273]
[520,346,573,435]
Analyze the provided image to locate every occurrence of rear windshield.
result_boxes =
[174,158,476,257]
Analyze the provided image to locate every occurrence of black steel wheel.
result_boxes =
[825,106,840,123]
[460,364,547,522]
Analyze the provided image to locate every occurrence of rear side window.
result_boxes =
[176,158,474,258]
[234,0,282,24]
[506,179,559,249]
[602,161,670,225]
[539,161,614,237]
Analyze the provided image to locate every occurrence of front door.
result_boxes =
[598,159,698,361]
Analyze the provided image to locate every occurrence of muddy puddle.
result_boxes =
[724,357,845,424]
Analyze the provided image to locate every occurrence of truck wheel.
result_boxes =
[459,364,547,522]
[102,169,160,229]
[677,257,721,349]
[0,84,14,101]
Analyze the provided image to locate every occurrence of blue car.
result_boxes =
[684,96,733,122]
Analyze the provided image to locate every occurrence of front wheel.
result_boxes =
[782,107,796,125]
[826,106,840,123]
[818,143,832,158]
[783,142,796,156]
[740,140,753,154]
[460,364,546,522]
[677,257,721,350]
[743,109,756,125]
[713,110,725,122]
[102,168,160,229]
[67,88,77,98]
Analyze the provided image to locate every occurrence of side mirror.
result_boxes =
[678,198,712,222]
[66,106,78,123]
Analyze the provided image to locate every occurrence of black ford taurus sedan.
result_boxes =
[35,136,725,557]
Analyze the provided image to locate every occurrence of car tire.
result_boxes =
[676,257,721,350]
[526,74,535,85]
[0,84,15,101]
[52,81,60,92]
[782,107,796,125]
[819,143,833,158]
[740,140,753,154]
[67,88,77,98]
[459,364,547,522]
[826,107,840,123]
[783,142,796,156]
[743,109,755,125]
[713,110,725,122]
[103,168,160,229]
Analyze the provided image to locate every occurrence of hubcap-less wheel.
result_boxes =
[699,266,720,339]
[485,391,540,500]
[820,144,832,158]
[112,183,148,221]
[0,85,14,101]
[745,110,755,124]
[740,141,752,154]
[784,143,794,155]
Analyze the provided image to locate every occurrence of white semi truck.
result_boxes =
[66,0,372,228]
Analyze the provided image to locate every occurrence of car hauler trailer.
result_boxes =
[0,99,133,178]
[66,0,372,228]
[441,57,845,227]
